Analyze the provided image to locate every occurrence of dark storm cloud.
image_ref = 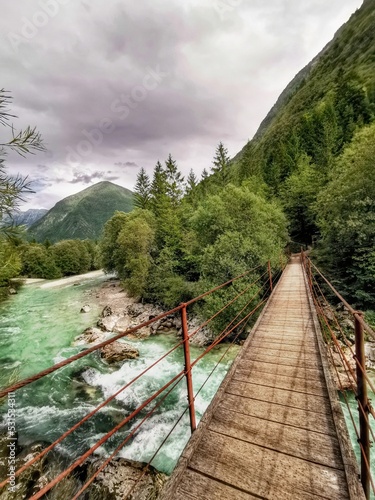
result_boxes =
[0,0,363,208]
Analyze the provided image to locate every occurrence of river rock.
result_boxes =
[100,341,139,363]
[126,303,145,318]
[0,439,77,500]
[73,327,107,345]
[342,318,355,330]
[80,305,91,313]
[82,457,167,500]
[97,315,121,332]
[113,316,133,333]
[181,317,212,346]
[101,305,113,317]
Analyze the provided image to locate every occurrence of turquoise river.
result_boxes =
[0,275,239,475]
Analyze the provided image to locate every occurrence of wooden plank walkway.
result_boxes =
[161,258,363,500]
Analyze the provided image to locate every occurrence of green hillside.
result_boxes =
[235,0,374,188]
[230,0,375,306]
[28,181,134,242]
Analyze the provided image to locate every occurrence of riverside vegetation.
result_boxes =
[1,1,375,321]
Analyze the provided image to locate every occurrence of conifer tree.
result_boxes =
[165,154,184,206]
[211,142,231,187]
[150,161,168,216]
[186,169,198,195]
[201,168,209,181]
[134,167,151,210]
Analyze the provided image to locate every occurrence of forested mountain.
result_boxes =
[28,181,134,242]
[231,0,375,306]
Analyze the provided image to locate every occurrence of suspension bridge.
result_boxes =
[0,255,373,499]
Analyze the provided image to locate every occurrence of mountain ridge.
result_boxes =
[28,181,134,242]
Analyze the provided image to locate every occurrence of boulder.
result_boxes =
[150,315,180,335]
[113,316,133,333]
[97,315,120,332]
[342,318,355,330]
[82,457,167,500]
[126,303,145,318]
[100,341,139,363]
[73,327,106,345]
[101,305,113,317]
[80,305,91,313]
[9,288,17,295]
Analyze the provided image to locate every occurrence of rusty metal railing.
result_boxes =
[301,252,375,500]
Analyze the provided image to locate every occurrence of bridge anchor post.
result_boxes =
[181,304,197,433]
[355,311,370,500]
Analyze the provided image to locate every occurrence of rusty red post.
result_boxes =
[355,311,370,499]
[181,304,196,433]
[268,261,273,292]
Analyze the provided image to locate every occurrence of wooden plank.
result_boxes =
[172,469,259,500]
[209,406,344,469]
[242,351,323,369]
[219,393,338,436]
[236,358,324,382]
[189,431,349,500]
[232,368,327,396]
[248,340,318,354]
[226,379,331,414]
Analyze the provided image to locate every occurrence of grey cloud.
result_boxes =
[115,162,139,168]
[0,0,363,210]
[69,170,114,184]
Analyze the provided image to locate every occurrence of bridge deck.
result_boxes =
[161,259,362,500]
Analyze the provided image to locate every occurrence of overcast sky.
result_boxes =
[1,0,363,210]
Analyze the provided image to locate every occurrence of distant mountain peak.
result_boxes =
[28,181,134,242]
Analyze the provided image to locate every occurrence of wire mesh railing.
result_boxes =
[301,252,375,500]
[0,260,284,499]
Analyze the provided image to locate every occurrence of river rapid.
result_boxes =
[0,275,239,475]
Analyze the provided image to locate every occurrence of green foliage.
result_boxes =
[51,239,92,276]
[185,169,198,199]
[134,167,151,210]
[116,211,156,297]
[19,243,61,279]
[190,184,288,283]
[0,91,45,236]
[99,211,129,273]
[280,154,324,244]
[0,239,21,286]
[211,142,231,188]
[100,210,156,297]
[0,90,45,295]
[165,154,184,206]
[315,123,375,307]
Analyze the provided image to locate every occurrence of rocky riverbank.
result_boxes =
[78,277,212,350]
[0,435,167,500]
[319,301,375,391]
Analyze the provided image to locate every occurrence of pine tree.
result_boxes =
[134,167,151,210]
[201,168,209,181]
[211,142,231,187]
[165,154,184,206]
[150,161,168,215]
[186,169,198,195]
